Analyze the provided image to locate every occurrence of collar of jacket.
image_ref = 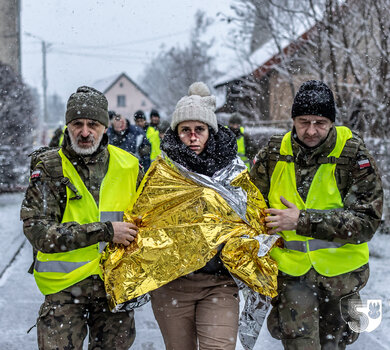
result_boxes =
[291,126,337,166]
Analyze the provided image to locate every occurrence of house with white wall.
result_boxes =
[93,72,157,122]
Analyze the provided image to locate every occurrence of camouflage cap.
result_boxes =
[65,86,109,127]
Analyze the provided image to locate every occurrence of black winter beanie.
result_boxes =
[134,110,146,120]
[291,80,336,122]
[65,86,109,127]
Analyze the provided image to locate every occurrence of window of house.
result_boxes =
[119,82,123,87]
[117,95,126,107]
[141,100,146,107]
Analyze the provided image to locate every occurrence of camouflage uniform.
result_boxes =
[250,127,383,349]
[21,131,143,349]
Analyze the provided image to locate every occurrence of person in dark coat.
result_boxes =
[107,112,151,170]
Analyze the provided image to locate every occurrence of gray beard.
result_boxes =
[69,132,103,155]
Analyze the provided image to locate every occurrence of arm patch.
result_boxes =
[358,159,371,169]
[30,170,41,179]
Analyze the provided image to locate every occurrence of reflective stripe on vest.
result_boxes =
[269,126,369,277]
[237,135,250,169]
[34,145,139,295]
[147,126,161,161]
[284,239,344,252]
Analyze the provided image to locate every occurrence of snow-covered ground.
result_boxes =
[0,193,388,349]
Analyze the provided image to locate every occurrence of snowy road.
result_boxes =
[0,193,388,349]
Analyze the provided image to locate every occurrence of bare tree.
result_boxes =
[227,0,390,138]
[140,11,221,116]
[0,62,37,191]
[225,0,390,222]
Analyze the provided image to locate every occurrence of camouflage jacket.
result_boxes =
[21,132,144,258]
[250,127,383,244]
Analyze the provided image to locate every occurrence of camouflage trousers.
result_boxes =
[36,275,135,350]
[267,264,369,350]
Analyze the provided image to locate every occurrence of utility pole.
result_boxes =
[42,40,48,125]
[24,32,51,144]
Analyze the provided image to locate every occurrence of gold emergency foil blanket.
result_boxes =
[221,237,278,296]
[102,157,278,310]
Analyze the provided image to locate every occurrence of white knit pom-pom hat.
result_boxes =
[170,82,218,132]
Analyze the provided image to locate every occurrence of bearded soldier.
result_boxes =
[250,80,383,349]
[21,86,143,349]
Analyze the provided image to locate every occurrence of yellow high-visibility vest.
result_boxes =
[237,131,250,169]
[226,125,250,169]
[34,145,139,295]
[269,126,369,277]
[146,126,161,161]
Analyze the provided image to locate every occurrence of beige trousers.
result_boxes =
[150,272,239,350]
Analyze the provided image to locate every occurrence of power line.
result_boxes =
[23,30,190,51]
[50,48,153,63]
[25,41,151,54]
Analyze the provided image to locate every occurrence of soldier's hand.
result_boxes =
[111,222,139,246]
[265,196,300,234]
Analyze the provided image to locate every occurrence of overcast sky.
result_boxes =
[21,0,235,103]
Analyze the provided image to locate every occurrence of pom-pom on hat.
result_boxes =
[65,86,109,127]
[170,82,218,132]
[291,80,336,122]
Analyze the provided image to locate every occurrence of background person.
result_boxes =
[228,112,257,169]
[21,86,143,349]
[134,109,161,162]
[134,109,147,129]
[107,111,151,170]
[158,119,171,140]
[48,124,66,147]
[108,109,117,127]
[149,108,160,129]
[147,109,161,161]
[250,80,383,349]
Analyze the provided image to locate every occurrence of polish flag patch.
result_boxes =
[358,159,371,169]
[30,170,41,179]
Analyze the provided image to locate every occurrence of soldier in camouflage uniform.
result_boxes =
[21,86,143,349]
[250,80,383,350]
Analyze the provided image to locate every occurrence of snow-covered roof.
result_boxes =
[214,16,317,87]
[92,72,158,106]
[214,39,280,87]
[92,74,120,94]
